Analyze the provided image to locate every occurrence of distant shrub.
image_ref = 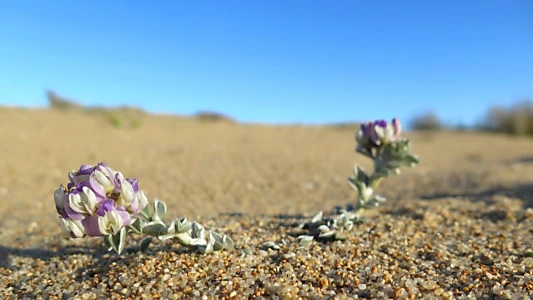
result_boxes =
[195,111,235,124]
[409,112,443,131]
[47,90,82,110]
[46,90,145,129]
[479,99,533,136]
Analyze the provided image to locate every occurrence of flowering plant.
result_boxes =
[54,163,234,255]
[299,118,420,243]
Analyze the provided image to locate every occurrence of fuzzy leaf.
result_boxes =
[174,218,192,234]
[190,222,205,239]
[404,154,420,166]
[223,235,234,251]
[143,221,167,238]
[261,241,280,250]
[153,199,167,221]
[139,204,152,221]
[311,211,323,223]
[297,235,314,248]
[128,218,143,235]
[105,226,127,255]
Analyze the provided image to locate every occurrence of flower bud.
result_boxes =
[59,217,86,239]
[355,121,372,146]
[68,164,95,186]
[392,118,401,136]
[115,172,135,208]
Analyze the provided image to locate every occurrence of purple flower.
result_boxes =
[55,162,150,237]
[82,200,132,236]
[355,118,402,147]
[68,164,96,189]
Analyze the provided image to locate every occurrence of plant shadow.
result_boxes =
[419,183,533,209]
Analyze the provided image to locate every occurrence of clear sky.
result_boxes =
[1,1,532,126]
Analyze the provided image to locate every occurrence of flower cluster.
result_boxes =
[54,163,234,255]
[54,163,148,239]
[355,118,402,148]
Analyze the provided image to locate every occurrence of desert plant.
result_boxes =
[299,118,420,243]
[54,163,233,255]
[195,111,235,124]
[409,111,442,131]
[47,90,82,111]
[479,100,533,136]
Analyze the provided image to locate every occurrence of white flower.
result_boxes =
[98,210,124,235]
[59,217,86,239]
[69,186,97,216]
[137,190,148,211]
[94,169,115,193]
[374,123,395,143]
[116,173,135,208]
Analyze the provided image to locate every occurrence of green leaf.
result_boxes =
[404,154,420,166]
[355,145,373,159]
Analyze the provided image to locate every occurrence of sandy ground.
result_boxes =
[0,107,532,299]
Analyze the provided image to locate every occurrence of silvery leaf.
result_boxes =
[336,214,350,227]
[173,231,193,246]
[209,232,225,251]
[203,239,214,254]
[297,235,314,248]
[103,235,113,251]
[140,203,153,221]
[189,237,207,246]
[318,230,336,238]
[127,218,143,235]
[174,218,192,234]
[318,224,331,234]
[143,221,167,238]
[344,221,354,231]
[190,222,205,239]
[140,237,152,252]
[106,226,127,255]
[311,211,323,223]
[260,241,280,250]
[210,231,223,243]
[223,235,234,251]
[153,199,167,221]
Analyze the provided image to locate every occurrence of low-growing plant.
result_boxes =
[299,118,420,243]
[54,163,233,255]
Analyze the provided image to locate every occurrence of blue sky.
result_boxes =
[1,1,532,126]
